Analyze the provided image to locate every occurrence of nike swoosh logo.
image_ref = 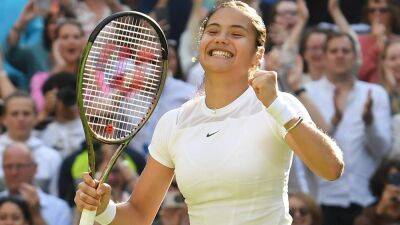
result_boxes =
[206,131,220,137]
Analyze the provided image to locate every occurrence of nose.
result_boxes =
[214,32,229,44]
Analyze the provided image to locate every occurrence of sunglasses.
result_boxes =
[289,207,310,217]
[368,7,389,14]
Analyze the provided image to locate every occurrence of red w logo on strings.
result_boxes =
[94,43,156,96]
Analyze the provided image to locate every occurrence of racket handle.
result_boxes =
[79,209,97,225]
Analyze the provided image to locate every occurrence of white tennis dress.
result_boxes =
[149,87,311,225]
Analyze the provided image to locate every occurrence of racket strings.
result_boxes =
[82,15,164,141]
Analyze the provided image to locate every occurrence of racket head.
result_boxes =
[77,11,168,145]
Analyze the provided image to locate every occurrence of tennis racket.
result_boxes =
[77,11,168,225]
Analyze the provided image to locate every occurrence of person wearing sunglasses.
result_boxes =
[289,193,322,225]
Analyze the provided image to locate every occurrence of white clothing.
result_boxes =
[150,87,312,225]
[130,76,196,155]
[0,134,62,195]
[305,77,392,207]
[39,118,85,157]
[186,62,205,89]
[0,189,72,225]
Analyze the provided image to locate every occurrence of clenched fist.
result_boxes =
[248,70,279,107]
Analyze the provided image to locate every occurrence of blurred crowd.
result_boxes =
[0,0,399,225]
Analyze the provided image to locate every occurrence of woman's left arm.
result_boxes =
[284,118,344,181]
[250,69,344,181]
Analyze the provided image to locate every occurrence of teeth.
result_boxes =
[211,50,232,58]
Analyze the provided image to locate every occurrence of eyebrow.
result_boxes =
[206,23,249,32]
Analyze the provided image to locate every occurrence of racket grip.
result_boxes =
[79,209,97,225]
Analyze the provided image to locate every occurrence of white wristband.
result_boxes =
[266,95,298,126]
[95,200,117,225]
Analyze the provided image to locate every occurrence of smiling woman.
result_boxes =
[74,1,344,225]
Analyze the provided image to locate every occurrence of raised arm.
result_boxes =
[328,0,362,66]
[75,156,174,225]
[283,0,309,51]
[250,70,344,181]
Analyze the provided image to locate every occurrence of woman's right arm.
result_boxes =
[75,156,175,225]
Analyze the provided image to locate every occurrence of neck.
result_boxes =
[8,133,30,142]
[204,72,249,109]
[308,64,325,81]
[63,62,78,74]
[326,72,354,89]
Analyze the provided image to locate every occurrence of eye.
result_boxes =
[206,30,218,35]
[231,33,244,38]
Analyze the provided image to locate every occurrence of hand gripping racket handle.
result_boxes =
[79,209,97,225]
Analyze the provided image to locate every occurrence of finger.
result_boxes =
[82,172,97,188]
[96,183,111,196]
[78,181,101,200]
[74,190,99,211]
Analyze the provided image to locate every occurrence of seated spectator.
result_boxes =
[289,192,322,225]
[0,196,33,225]
[379,40,400,114]
[0,91,61,195]
[354,159,400,225]
[0,143,71,225]
[58,141,146,207]
[29,19,84,120]
[39,75,84,157]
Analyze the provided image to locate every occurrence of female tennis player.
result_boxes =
[74,1,344,225]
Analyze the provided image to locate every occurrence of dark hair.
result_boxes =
[199,0,267,49]
[370,159,400,199]
[299,27,329,73]
[42,72,76,95]
[0,196,33,225]
[361,0,400,34]
[289,193,323,225]
[3,91,37,115]
[324,31,357,53]
[55,18,84,40]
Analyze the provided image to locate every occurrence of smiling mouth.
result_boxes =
[208,50,233,58]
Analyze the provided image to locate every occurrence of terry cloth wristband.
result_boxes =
[266,95,298,126]
[95,200,117,225]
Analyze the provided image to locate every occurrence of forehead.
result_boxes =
[3,149,31,163]
[387,43,400,54]
[276,1,297,11]
[59,23,81,35]
[5,97,34,113]
[368,0,388,7]
[207,7,254,30]
[327,36,353,49]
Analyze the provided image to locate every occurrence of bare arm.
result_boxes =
[284,0,309,51]
[0,70,16,99]
[75,156,174,225]
[284,119,344,181]
[328,0,361,66]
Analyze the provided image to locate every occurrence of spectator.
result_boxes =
[58,141,145,207]
[129,41,195,156]
[379,40,400,114]
[0,142,71,225]
[354,159,400,225]
[392,115,400,158]
[158,181,189,225]
[289,192,322,225]
[299,28,328,82]
[358,0,400,83]
[304,31,392,225]
[0,196,33,225]
[0,91,61,195]
[39,75,84,157]
[29,19,84,121]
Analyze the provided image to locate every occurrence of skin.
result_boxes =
[382,42,400,91]
[303,32,327,80]
[0,202,28,225]
[3,98,36,142]
[289,196,313,225]
[75,6,344,225]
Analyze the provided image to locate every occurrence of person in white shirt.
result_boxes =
[74,1,344,225]
[0,91,62,195]
[304,31,392,225]
[0,142,71,225]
